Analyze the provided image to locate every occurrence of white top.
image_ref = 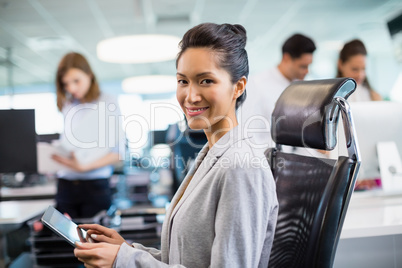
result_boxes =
[348,84,372,102]
[57,93,125,179]
[238,67,291,152]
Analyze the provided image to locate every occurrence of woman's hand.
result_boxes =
[74,241,120,268]
[79,224,127,246]
[52,152,88,172]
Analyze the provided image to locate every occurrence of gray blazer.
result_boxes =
[114,126,278,267]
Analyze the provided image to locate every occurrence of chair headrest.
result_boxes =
[271,78,356,150]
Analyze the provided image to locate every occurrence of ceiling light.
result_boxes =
[27,36,74,51]
[97,35,181,63]
[122,75,177,94]
[319,40,344,51]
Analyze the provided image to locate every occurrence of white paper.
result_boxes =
[37,142,72,174]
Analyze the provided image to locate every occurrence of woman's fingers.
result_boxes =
[88,233,111,243]
[79,224,113,235]
[86,229,102,241]
[75,241,93,249]
[74,242,101,256]
[74,242,120,268]
[89,233,126,245]
[79,224,125,245]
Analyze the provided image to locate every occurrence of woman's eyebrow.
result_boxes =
[196,72,213,78]
[176,72,214,78]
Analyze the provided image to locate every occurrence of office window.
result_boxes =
[0,92,184,151]
[0,95,11,109]
[118,94,183,154]
[0,93,63,134]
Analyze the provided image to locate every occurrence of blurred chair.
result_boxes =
[266,78,361,268]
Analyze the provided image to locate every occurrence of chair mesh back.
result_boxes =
[266,78,360,268]
[267,149,336,268]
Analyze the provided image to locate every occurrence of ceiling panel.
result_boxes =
[0,0,401,94]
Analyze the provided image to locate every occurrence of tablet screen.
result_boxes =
[41,206,87,247]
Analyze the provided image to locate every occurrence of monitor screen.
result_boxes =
[0,109,38,173]
[387,12,402,62]
[149,129,168,146]
[349,101,402,180]
[387,11,402,37]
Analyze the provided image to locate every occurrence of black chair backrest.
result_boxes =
[267,78,361,268]
[271,78,356,150]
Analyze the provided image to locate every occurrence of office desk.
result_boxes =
[0,199,54,266]
[334,191,402,268]
[1,183,56,201]
[0,199,54,231]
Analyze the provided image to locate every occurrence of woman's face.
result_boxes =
[338,54,366,85]
[62,68,92,100]
[176,48,242,132]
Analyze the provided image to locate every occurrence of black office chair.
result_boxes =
[266,78,361,268]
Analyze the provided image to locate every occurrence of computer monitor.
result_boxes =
[348,101,402,180]
[387,11,402,62]
[149,129,168,146]
[0,109,38,173]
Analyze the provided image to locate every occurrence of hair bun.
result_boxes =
[226,24,247,48]
[233,24,247,36]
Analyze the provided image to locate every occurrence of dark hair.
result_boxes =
[336,39,373,91]
[56,52,100,111]
[176,23,248,110]
[282,33,316,59]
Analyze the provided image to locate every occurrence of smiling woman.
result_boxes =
[73,22,278,268]
[175,24,249,146]
[176,47,245,138]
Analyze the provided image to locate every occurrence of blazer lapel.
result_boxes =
[169,143,214,219]
[161,143,210,262]
[170,125,245,219]
[161,125,248,262]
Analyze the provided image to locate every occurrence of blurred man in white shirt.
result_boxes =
[240,33,316,152]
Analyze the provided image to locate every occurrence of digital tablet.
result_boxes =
[41,205,87,247]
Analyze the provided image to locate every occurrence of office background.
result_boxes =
[0,0,401,95]
[1,0,402,143]
[1,1,402,267]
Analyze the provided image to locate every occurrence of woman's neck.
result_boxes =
[204,115,238,149]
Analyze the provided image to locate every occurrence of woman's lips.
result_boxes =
[186,107,209,116]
